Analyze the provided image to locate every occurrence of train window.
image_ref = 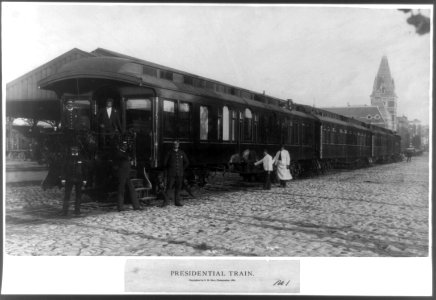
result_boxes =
[330,127,335,144]
[178,102,191,139]
[241,90,253,100]
[268,115,275,144]
[244,108,253,141]
[254,114,259,143]
[173,73,184,84]
[292,122,299,145]
[126,99,152,132]
[142,65,157,77]
[205,81,215,90]
[231,110,237,141]
[193,78,205,88]
[184,76,194,85]
[306,123,312,145]
[230,88,240,96]
[324,127,328,144]
[163,100,176,138]
[217,109,222,140]
[126,99,151,110]
[216,84,225,93]
[200,106,209,140]
[222,106,230,141]
[160,70,173,81]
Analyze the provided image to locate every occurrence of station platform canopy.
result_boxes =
[6,48,94,121]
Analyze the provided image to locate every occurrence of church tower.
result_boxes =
[370,56,397,130]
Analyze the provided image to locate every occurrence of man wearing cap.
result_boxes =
[163,141,189,207]
[60,146,87,216]
[61,100,80,147]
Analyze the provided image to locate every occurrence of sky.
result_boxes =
[2,3,432,124]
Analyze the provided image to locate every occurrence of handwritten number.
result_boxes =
[273,279,290,286]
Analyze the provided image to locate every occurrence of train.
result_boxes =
[37,52,401,199]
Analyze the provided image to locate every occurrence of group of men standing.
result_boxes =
[60,98,189,216]
[60,98,122,216]
[254,145,293,190]
[59,97,294,216]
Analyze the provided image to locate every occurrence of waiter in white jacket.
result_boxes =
[273,145,293,187]
[254,149,273,190]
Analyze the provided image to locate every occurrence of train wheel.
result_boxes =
[290,162,302,179]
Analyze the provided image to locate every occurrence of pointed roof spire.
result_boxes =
[371,55,396,97]
[377,55,392,78]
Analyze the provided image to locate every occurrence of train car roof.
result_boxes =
[369,124,396,135]
[38,56,317,119]
[316,115,370,131]
[296,104,370,131]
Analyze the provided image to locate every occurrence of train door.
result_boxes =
[92,86,122,129]
[119,87,157,168]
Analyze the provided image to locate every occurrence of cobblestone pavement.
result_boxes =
[5,155,429,256]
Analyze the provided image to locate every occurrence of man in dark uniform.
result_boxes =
[163,140,189,207]
[115,139,142,212]
[97,98,122,147]
[61,100,79,147]
[61,146,87,216]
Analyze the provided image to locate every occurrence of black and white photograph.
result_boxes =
[1,2,432,296]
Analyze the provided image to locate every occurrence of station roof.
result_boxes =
[6,48,94,120]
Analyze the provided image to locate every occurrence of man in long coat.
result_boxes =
[273,145,293,187]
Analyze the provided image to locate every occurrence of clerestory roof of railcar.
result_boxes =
[38,56,316,119]
[296,104,371,131]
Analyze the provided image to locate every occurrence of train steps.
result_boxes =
[130,173,156,205]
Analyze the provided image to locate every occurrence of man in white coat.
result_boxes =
[273,145,292,187]
[254,149,273,190]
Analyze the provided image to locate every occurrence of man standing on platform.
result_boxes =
[60,146,87,217]
[97,98,122,146]
[163,141,189,207]
[254,149,273,190]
